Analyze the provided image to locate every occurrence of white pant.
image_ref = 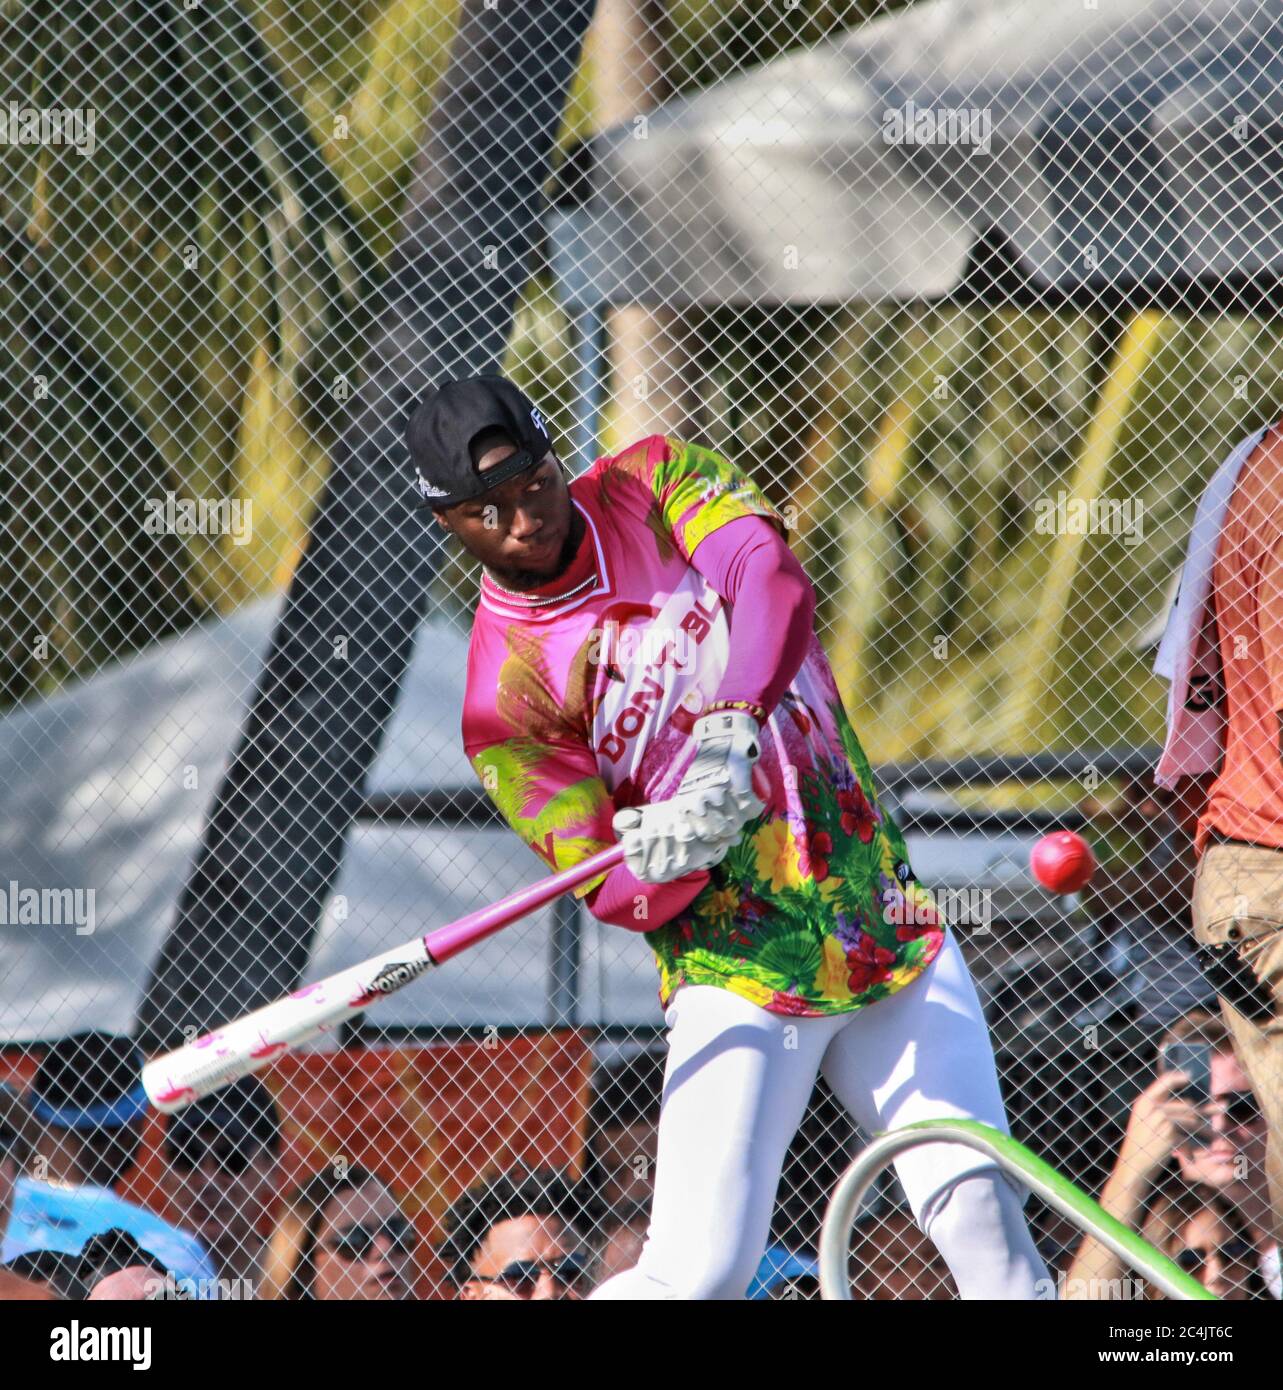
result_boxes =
[590,929,1049,1299]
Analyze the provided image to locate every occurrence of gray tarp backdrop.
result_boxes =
[0,601,650,1037]
[557,0,1283,310]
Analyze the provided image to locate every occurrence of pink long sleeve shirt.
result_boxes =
[461,436,943,1017]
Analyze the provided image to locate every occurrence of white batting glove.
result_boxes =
[612,709,765,884]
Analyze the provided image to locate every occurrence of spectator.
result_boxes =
[765,1272,820,1301]
[589,1194,821,1300]
[0,1127,57,1300]
[1165,1014,1277,1296]
[0,1266,54,1301]
[747,1245,820,1300]
[583,1050,663,1209]
[26,1032,144,1189]
[85,1268,162,1301]
[1156,421,1283,1245]
[1034,1209,1089,1281]
[1067,1010,1278,1299]
[159,1076,281,1294]
[4,1228,172,1301]
[1140,1184,1262,1301]
[850,1208,955,1301]
[4,1032,215,1287]
[1,1248,78,1299]
[73,1227,174,1301]
[590,1198,649,1287]
[263,1165,417,1301]
[437,1168,591,1301]
[771,1082,859,1255]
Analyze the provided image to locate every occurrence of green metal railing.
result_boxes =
[818,1120,1216,1301]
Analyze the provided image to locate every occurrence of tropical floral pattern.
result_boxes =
[648,697,946,1016]
[463,435,946,1019]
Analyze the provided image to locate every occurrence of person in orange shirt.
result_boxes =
[1190,422,1283,1245]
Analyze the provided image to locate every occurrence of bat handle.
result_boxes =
[425,844,624,963]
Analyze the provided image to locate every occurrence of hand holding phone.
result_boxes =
[1160,1040,1212,1106]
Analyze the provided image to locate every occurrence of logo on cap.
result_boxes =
[530,407,547,438]
[415,468,449,500]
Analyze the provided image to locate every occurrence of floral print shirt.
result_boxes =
[462,435,945,1017]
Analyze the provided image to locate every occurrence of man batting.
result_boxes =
[406,374,1050,1300]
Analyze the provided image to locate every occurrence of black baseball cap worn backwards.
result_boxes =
[406,374,555,510]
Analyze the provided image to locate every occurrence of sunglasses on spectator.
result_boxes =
[476,1252,591,1297]
[323,1215,417,1261]
[1214,1091,1262,1128]
[1174,1237,1255,1276]
[167,1139,262,1176]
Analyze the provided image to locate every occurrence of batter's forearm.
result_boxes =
[583,862,709,932]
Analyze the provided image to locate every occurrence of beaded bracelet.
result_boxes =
[704,699,768,724]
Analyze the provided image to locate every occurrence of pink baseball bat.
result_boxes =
[141,845,624,1113]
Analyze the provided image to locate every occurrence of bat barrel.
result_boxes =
[141,845,623,1112]
[142,941,434,1112]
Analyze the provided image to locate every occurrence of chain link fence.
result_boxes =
[1,0,1280,1301]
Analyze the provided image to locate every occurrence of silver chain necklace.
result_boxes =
[485,569,597,607]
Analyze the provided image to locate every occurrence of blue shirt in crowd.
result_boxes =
[2,1176,215,1287]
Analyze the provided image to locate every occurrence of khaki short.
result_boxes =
[1191,840,1283,1242]
[1192,841,1283,1016]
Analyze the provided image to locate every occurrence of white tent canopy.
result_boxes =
[555,0,1283,308]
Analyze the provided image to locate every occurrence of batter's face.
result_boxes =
[433,443,578,589]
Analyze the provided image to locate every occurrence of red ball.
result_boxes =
[1030,830,1096,894]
